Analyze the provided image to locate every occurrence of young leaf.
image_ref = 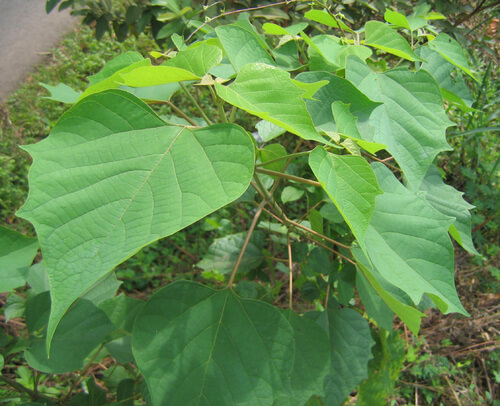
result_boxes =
[132,281,295,406]
[346,56,452,190]
[40,83,81,104]
[163,42,223,77]
[384,9,411,31]
[117,65,200,87]
[0,226,38,292]
[17,90,255,350]
[419,165,479,255]
[364,21,420,61]
[215,63,326,143]
[309,148,382,242]
[363,163,468,315]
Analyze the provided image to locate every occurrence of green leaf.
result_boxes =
[304,10,353,33]
[132,281,295,406]
[99,294,145,333]
[40,83,81,104]
[17,90,255,350]
[364,164,468,315]
[118,66,200,87]
[197,231,264,274]
[346,56,452,189]
[81,272,121,306]
[0,353,3,371]
[317,305,374,406]
[4,294,25,322]
[364,21,420,61]
[295,71,380,135]
[88,52,145,86]
[164,42,223,77]
[419,165,479,255]
[353,247,424,335]
[255,120,286,143]
[26,263,50,294]
[263,22,308,36]
[284,310,330,403]
[281,186,304,204]
[357,331,405,406]
[260,143,287,172]
[384,9,411,30]
[309,148,382,242]
[428,34,478,81]
[0,226,38,292]
[119,83,180,103]
[216,23,275,72]
[216,63,326,143]
[25,292,114,373]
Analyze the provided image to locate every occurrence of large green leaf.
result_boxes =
[25,292,114,373]
[364,21,420,61]
[87,51,144,86]
[118,66,200,87]
[0,226,38,292]
[346,56,452,189]
[163,42,222,77]
[17,90,255,349]
[428,34,478,81]
[197,231,264,274]
[216,23,275,72]
[364,164,467,315]
[315,305,374,406]
[132,281,295,406]
[419,165,479,255]
[309,148,382,242]
[216,63,326,142]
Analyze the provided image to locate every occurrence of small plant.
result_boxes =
[1,2,483,404]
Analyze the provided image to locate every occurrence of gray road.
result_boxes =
[0,0,76,101]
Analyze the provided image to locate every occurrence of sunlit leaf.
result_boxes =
[365,21,420,61]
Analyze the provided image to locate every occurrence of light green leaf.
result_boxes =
[384,9,411,30]
[197,231,264,274]
[353,247,424,335]
[17,90,255,350]
[215,63,326,143]
[25,292,114,373]
[40,83,81,104]
[132,281,295,406]
[118,66,200,87]
[332,102,386,154]
[304,10,353,33]
[164,42,222,77]
[346,56,452,189]
[284,310,330,403]
[364,163,468,315]
[81,272,121,305]
[0,226,38,292]
[419,165,479,255]
[99,294,145,333]
[216,24,275,72]
[309,148,382,242]
[316,305,374,406]
[119,83,180,103]
[365,21,421,61]
[263,22,308,36]
[281,186,305,204]
[0,354,3,371]
[255,120,286,142]
[26,262,50,294]
[260,143,287,172]
[428,34,478,81]
[87,51,144,86]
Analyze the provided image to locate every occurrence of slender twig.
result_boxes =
[285,218,351,250]
[361,151,402,172]
[0,376,55,402]
[255,168,321,187]
[179,83,213,125]
[209,85,228,123]
[256,151,311,168]
[297,200,323,223]
[165,101,198,126]
[227,199,266,288]
[444,375,462,406]
[287,233,293,309]
[186,0,300,42]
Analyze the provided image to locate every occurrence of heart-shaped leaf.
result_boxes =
[17,90,255,349]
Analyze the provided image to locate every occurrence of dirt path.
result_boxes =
[0,0,77,101]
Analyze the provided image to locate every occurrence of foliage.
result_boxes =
[1,1,495,405]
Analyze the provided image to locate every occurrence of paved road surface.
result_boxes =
[0,0,76,101]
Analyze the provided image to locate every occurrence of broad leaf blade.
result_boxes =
[309,148,382,242]
[419,166,479,255]
[0,226,38,292]
[40,83,81,104]
[118,66,200,87]
[346,56,452,189]
[164,42,222,77]
[364,21,420,61]
[364,164,467,315]
[132,281,294,406]
[216,63,326,143]
[17,90,255,349]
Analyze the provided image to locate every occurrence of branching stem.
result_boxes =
[179,82,213,125]
[255,168,321,187]
[256,151,311,168]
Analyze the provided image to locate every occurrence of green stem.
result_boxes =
[209,85,228,123]
[256,151,311,167]
[179,82,213,125]
[255,167,321,187]
[0,375,55,402]
[165,101,198,126]
[228,106,237,123]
